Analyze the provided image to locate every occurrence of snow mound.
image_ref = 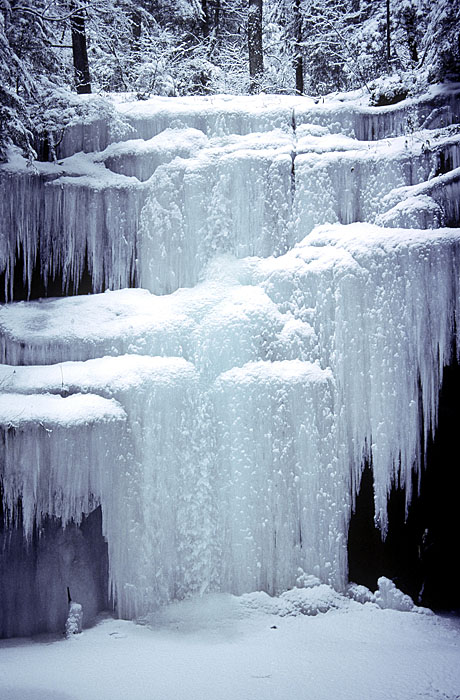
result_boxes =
[240,584,346,617]
[65,601,83,638]
[239,577,430,618]
[374,576,416,612]
[347,578,434,614]
[346,583,376,605]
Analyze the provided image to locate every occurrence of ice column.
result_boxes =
[138,145,293,294]
[212,360,347,594]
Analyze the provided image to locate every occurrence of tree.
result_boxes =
[248,0,263,92]
[423,0,460,81]
[0,0,60,159]
[386,0,390,65]
[70,1,91,93]
[292,0,304,94]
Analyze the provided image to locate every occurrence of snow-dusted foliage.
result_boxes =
[2,0,459,163]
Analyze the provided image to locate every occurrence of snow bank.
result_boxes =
[0,391,125,428]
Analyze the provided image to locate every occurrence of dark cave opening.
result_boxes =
[0,505,110,638]
[348,360,460,612]
[0,248,95,303]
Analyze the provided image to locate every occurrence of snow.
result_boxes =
[373,577,417,613]
[0,596,459,700]
[96,127,209,181]
[0,354,197,396]
[379,166,460,228]
[0,391,125,427]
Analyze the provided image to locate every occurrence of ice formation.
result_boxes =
[1,85,460,636]
[65,600,83,637]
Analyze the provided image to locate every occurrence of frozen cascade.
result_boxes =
[254,225,460,533]
[292,132,460,235]
[54,86,460,159]
[0,158,144,298]
[1,223,460,629]
[212,360,345,593]
[2,89,460,299]
[137,124,460,295]
[1,87,460,635]
[0,356,209,618]
[137,135,294,294]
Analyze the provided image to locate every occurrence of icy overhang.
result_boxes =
[0,391,126,428]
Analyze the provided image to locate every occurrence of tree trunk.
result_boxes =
[386,0,391,66]
[70,2,91,94]
[201,0,210,36]
[131,9,142,51]
[248,0,263,93]
[293,0,304,95]
[214,0,221,32]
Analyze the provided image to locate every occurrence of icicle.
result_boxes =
[0,392,127,539]
[0,159,145,299]
[257,223,460,535]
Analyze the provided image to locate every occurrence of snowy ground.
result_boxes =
[0,593,459,700]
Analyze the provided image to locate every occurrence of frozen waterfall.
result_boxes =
[1,86,460,637]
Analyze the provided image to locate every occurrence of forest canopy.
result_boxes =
[1,0,459,160]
